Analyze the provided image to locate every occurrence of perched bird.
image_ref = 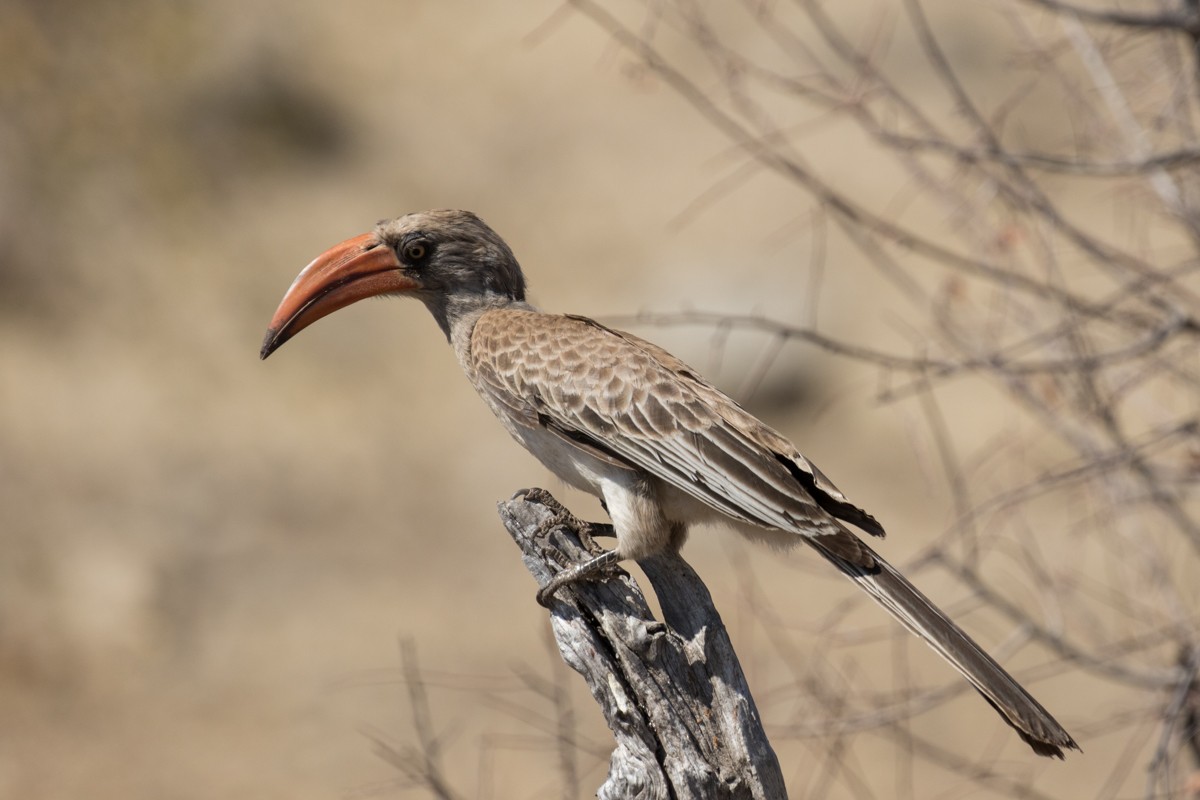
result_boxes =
[261,209,1078,758]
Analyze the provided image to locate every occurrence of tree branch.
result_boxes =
[1022,0,1200,34]
[498,489,788,800]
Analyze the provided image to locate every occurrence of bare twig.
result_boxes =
[1021,0,1200,35]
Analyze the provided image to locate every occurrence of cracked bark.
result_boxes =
[498,489,788,800]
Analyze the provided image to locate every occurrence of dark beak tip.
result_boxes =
[260,328,282,360]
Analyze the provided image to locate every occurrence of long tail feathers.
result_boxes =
[807,531,1079,758]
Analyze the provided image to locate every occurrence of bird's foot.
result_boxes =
[536,549,623,608]
[516,487,614,557]
[516,488,623,606]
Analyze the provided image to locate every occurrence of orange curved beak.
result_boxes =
[260,233,417,359]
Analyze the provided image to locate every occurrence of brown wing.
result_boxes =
[469,309,882,537]
[469,308,1077,758]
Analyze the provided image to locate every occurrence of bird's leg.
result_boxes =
[516,487,615,556]
[536,548,624,607]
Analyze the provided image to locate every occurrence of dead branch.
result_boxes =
[498,489,788,800]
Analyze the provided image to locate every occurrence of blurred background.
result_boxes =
[2,0,1198,797]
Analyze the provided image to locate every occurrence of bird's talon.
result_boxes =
[519,487,567,516]
[543,545,573,569]
[577,523,615,556]
[535,584,558,608]
[522,491,607,553]
[535,549,624,609]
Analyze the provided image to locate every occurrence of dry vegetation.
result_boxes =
[1,0,1198,798]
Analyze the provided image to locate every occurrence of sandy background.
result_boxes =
[0,1,1179,797]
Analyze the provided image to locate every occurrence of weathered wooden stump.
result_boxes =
[499,489,788,800]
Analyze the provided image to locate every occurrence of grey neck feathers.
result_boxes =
[424,292,536,354]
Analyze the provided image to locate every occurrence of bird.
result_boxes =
[260,208,1078,758]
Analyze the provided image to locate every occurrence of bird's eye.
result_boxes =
[403,240,429,263]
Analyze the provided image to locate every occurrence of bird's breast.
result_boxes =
[507,422,623,498]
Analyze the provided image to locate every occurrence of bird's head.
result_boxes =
[260,209,526,359]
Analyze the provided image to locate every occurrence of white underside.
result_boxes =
[510,423,800,560]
